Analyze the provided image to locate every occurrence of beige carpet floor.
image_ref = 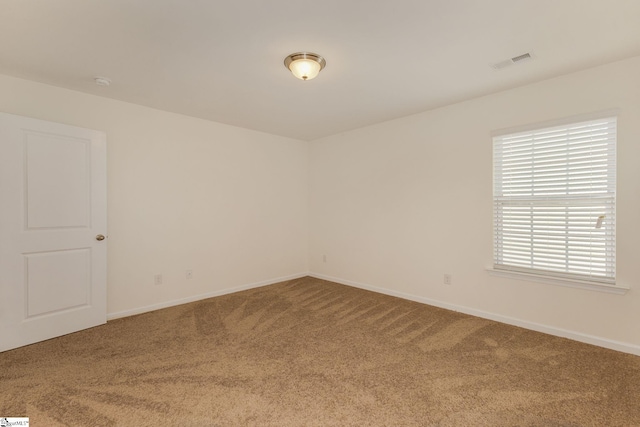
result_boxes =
[1,276,639,426]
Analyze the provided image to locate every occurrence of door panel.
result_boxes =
[25,249,91,318]
[26,131,90,229]
[0,113,107,352]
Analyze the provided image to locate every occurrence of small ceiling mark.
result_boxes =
[94,76,111,86]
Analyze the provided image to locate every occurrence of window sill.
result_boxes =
[486,268,629,295]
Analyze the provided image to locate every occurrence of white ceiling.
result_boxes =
[2,1,639,141]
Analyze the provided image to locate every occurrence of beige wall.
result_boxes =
[0,74,309,317]
[309,56,640,353]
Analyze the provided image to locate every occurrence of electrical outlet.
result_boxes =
[186,270,193,279]
[444,274,452,285]
[154,274,163,285]
[323,254,327,263]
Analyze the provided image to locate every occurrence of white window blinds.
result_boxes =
[493,117,616,284]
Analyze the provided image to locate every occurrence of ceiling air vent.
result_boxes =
[511,52,531,63]
[491,52,534,70]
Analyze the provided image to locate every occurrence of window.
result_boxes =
[493,116,616,285]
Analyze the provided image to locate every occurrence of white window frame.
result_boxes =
[491,113,625,294]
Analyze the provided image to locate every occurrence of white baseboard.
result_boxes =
[106,272,309,321]
[309,272,640,357]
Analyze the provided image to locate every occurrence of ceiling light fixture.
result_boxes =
[284,52,326,81]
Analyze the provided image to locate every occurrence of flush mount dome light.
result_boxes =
[284,52,326,81]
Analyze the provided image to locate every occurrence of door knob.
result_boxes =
[96,234,106,241]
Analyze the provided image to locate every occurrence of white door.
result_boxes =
[0,113,107,352]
